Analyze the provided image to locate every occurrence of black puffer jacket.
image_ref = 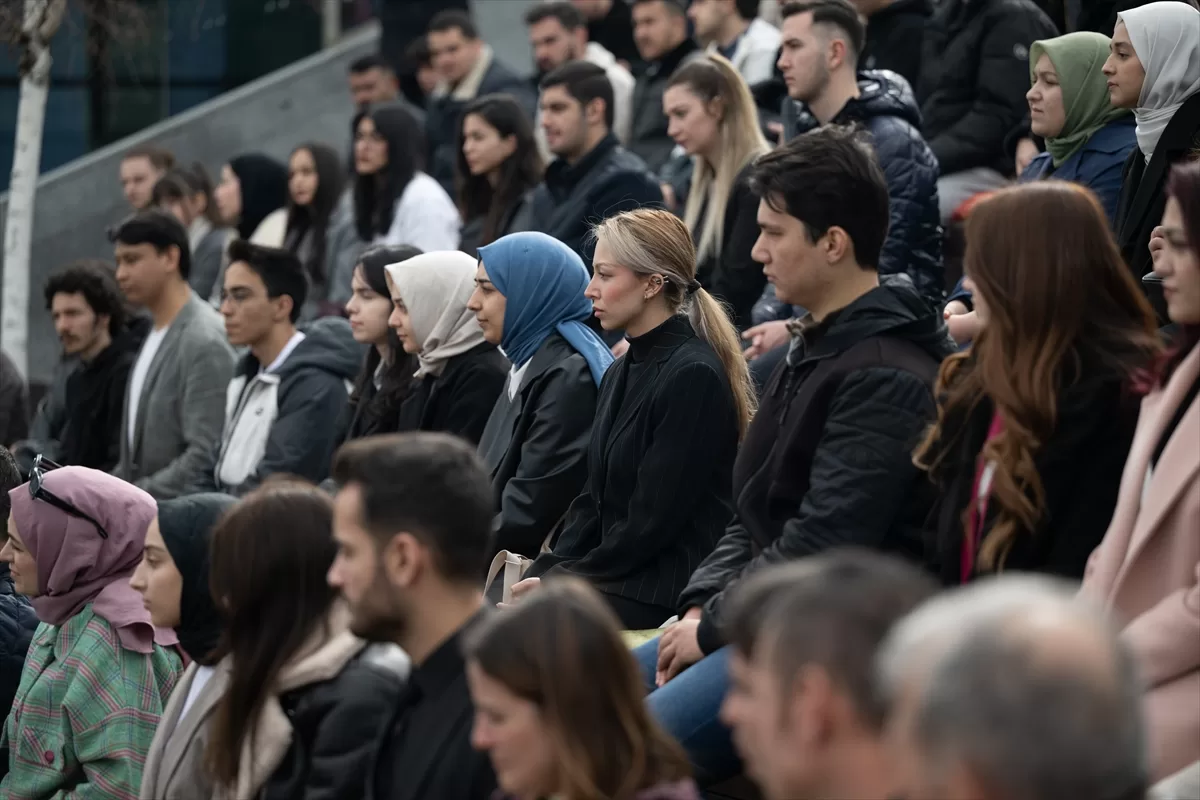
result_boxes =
[678,279,956,654]
[916,0,1058,177]
[784,70,944,300]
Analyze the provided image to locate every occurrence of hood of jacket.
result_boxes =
[237,317,362,383]
[784,69,923,139]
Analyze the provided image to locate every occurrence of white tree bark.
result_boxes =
[2,0,67,378]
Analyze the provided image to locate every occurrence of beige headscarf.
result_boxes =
[385,250,486,378]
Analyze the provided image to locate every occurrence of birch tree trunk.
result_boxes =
[2,0,67,377]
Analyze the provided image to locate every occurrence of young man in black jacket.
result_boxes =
[631,125,955,786]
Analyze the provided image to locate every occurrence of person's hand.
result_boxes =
[943,299,969,318]
[767,121,785,146]
[946,309,982,345]
[742,320,791,361]
[1015,137,1040,175]
[1150,225,1167,265]
[660,182,677,211]
[611,338,630,358]
[655,618,704,687]
[508,577,541,604]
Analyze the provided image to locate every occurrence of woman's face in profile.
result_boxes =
[467,661,557,799]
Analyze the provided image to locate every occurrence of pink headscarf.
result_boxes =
[9,467,179,654]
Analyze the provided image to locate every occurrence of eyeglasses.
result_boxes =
[30,455,109,539]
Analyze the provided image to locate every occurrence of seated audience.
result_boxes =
[1108,2,1200,285]
[629,0,703,175]
[688,0,781,86]
[328,433,499,799]
[529,61,663,264]
[849,0,930,90]
[200,241,358,495]
[1082,161,1200,783]
[348,53,402,110]
[0,465,182,797]
[665,54,771,328]
[341,245,422,444]
[721,551,938,800]
[425,10,538,194]
[142,482,398,799]
[0,447,36,728]
[283,142,363,319]
[152,165,234,301]
[515,209,755,629]
[112,211,235,500]
[457,95,544,256]
[0,353,27,449]
[120,144,175,211]
[213,153,290,247]
[916,183,1160,585]
[916,0,1057,223]
[637,127,953,784]
[879,575,1150,800]
[471,232,614,558]
[467,579,700,800]
[403,36,441,108]
[527,1,635,156]
[353,104,462,251]
[385,251,508,444]
[577,0,641,67]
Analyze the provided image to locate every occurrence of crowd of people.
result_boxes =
[0,0,1197,798]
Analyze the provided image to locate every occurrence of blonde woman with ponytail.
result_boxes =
[665,53,770,329]
[511,208,754,630]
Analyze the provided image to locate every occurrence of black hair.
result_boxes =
[108,209,192,280]
[540,60,616,130]
[735,0,761,19]
[405,37,432,70]
[122,144,175,172]
[0,446,21,523]
[352,104,425,241]
[226,239,308,323]
[151,165,224,227]
[781,0,865,61]
[331,432,494,584]
[283,142,345,287]
[349,54,393,75]
[456,94,544,248]
[227,153,289,241]
[525,0,587,29]
[749,124,889,269]
[632,0,688,15]
[43,260,129,338]
[428,9,479,39]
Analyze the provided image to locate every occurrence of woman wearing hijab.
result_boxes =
[131,494,234,799]
[214,153,290,247]
[385,250,508,444]
[1105,1,1200,286]
[0,465,183,798]
[469,232,615,558]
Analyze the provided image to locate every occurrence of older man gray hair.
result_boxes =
[876,575,1149,800]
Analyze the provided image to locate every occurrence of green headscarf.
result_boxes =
[1030,33,1130,168]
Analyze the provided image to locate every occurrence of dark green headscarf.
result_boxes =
[1030,33,1131,167]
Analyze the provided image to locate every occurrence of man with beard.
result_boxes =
[328,432,497,800]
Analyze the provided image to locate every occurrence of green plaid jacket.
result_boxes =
[0,604,182,799]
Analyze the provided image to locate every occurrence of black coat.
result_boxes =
[1115,92,1200,287]
[861,0,932,91]
[916,0,1058,177]
[479,334,599,559]
[922,365,1141,586]
[528,134,663,265]
[395,342,509,446]
[629,38,703,175]
[459,190,534,259]
[694,164,767,331]
[528,315,739,612]
[678,280,955,655]
[0,565,37,724]
[262,652,401,800]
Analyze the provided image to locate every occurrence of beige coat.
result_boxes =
[1081,344,1200,782]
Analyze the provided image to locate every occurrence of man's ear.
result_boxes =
[382,531,424,588]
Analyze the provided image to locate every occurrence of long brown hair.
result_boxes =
[914,181,1160,571]
[464,579,692,800]
[204,482,339,786]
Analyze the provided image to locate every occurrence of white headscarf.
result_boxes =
[384,251,487,379]
[1118,2,1200,161]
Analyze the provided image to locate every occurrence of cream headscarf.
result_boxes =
[1118,2,1200,161]
[384,250,486,379]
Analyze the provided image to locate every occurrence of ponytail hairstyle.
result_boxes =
[668,54,770,263]
[591,208,756,437]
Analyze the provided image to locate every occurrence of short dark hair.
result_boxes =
[735,0,761,19]
[540,60,615,130]
[122,144,175,171]
[108,209,192,280]
[428,9,478,39]
[226,239,308,323]
[781,0,866,61]
[749,125,889,269]
[726,549,937,729]
[405,37,432,69]
[349,54,393,75]
[0,446,21,523]
[525,0,587,29]
[43,260,128,338]
[331,433,494,584]
[632,0,688,16]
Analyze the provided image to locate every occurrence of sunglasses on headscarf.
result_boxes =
[30,455,109,539]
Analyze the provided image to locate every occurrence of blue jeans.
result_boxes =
[633,638,741,785]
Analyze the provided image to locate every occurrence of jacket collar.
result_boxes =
[643,37,700,80]
[546,133,621,192]
[436,44,494,102]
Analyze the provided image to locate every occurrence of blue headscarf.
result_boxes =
[477,232,614,386]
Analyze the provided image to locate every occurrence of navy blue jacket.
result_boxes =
[0,564,37,718]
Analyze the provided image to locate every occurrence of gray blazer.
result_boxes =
[115,293,234,499]
[139,661,226,800]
